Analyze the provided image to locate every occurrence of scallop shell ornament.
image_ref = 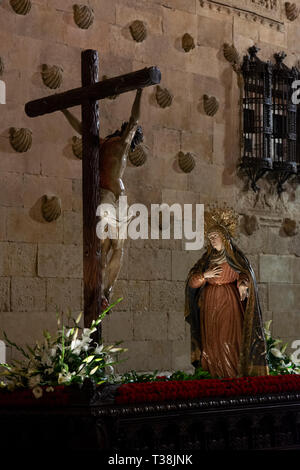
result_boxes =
[0,57,4,77]
[223,43,240,65]
[72,136,82,159]
[10,0,31,15]
[41,195,62,222]
[73,4,94,29]
[41,64,63,90]
[129,144,147,167]
[9,127,32,153]
[156,85,173,109]
[178,151,195,173]
[285,2,299,21]
[203,94,219,117]
[129,20,147,43]
[182,33,195,53]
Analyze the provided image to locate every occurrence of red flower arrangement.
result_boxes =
[114,374,300,405]
[1,375,300,407]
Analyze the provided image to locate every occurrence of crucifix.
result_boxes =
[25,49,161,337]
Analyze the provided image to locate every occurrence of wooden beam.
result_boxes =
[81,49,102,331]
[25,66,161,117]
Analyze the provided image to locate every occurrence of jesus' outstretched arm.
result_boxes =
[120,88,143,148]
[60,108,82,135]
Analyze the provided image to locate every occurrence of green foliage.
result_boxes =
[118,370,160,383]
[113,366,211,384]
[169,368,211,381]
[0,299,126,397]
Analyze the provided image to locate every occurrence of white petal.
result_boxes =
[270,348,284,358]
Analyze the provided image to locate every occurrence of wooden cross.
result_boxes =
[25,49,161,335]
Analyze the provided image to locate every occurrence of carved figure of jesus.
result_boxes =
[61,89,143,310]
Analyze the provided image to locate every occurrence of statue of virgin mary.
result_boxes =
[184,205,269,378]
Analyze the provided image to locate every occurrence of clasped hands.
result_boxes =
[193,265,248,301]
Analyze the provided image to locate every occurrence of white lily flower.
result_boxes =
[65,328,74,338]
[58,371,74,384]
[1,310,126,391]
[77,366,87,378]
[281,361,292,368]
[109,347,124,353]
[70,338,82,355]
[82,329,93,340]
[58,373,65,384]
[75,312,82,324]
[270,347,284,359]
[94,345,104,354]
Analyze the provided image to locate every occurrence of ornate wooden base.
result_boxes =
[1,387,300,451]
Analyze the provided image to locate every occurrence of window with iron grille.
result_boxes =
[240,46,298,194]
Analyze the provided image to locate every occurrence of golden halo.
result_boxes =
[204,203,239,239]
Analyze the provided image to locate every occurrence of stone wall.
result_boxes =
[0,0,300,373]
